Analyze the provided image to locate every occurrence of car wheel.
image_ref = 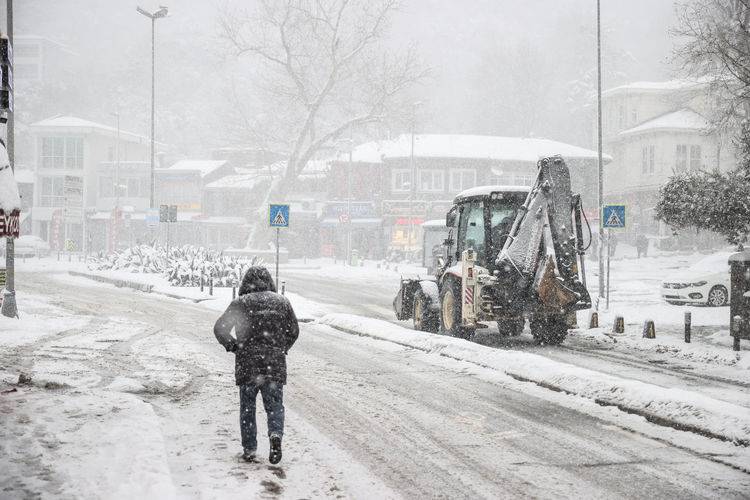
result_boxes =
[529,313,568,345]
[707,285,729,307]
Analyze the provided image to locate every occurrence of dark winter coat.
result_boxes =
[213,267,299,385]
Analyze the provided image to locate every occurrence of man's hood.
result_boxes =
[239,266,277,295]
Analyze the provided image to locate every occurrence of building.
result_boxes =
[601,79,737,246]
[13,35,76,84]
[29,116,151,251]
[326,134,607,258]
[155,159,235,213]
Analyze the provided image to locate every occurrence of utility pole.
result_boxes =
[2,0,16,318]
[596,0,605,300]
[136,5,168,209]
[346,128,353,266]
[407,101,421,262]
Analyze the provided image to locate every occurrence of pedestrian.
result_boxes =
[213,266,299,464]
[636,234,649,258]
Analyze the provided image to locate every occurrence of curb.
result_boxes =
[319,316,750,447]
[68,271,213,303]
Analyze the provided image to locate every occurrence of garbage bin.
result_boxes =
[729,250,750,351]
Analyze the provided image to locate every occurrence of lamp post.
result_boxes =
[136,5,168,210]
[596,0,605,300]
[407,101,423,262]
[1,0,16,318]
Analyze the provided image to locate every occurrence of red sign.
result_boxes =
[338,213,350,224]
[0,208,19,238]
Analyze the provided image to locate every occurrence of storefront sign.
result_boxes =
[0,208,19,238]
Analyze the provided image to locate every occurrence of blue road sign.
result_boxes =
[603,205,626,228]
[269,204,290,228]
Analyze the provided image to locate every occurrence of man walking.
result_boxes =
[214,266,299,464]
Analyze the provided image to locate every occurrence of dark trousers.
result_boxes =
[239,379,284,452]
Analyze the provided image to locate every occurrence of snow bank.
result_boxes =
[319,313,750,445]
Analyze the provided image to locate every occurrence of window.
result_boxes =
[449,169,476,192]
[690,145,702,170]
[418,169,444,192]
[39,137,83,169]
[457,201,486,266]
[642,145,655,174]
[127,178,139,197]
[40,176,64,206]
[99,176,114,198]
[512,173,534,186]
[391,169,412,192]
[675,144,688,172]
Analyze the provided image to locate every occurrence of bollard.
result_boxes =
[733,316,742,351]
[232,285,236,300]
[209,277,213,296]
[684,311,691,343]
[589,311,599,329]
[281,280,286,295]
[642,319,655,339]
[57,251,61,261]
[200,275,204,292]
[613,315,624,334]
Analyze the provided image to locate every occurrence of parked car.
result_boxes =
[661,252,732,306]
[14,235,51,258]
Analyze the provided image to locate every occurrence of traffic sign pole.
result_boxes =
[276,227,280,288]
[269,204,290,289]
[606,228,611,309]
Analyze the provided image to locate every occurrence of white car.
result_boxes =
[14,235,51,258]
[661,252,732,307]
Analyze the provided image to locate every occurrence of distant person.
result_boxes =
[636,234,649,258]
[213,266,299,464]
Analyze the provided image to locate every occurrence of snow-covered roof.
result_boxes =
[30,115,155,144]
[618,109,710,137]
[454,185,530,202]
[382,134,608,163]
[0,145,21,211]
[603,78,709,96]
[334,140,388,164]
[204,173,269,190]
[161,160,227,178]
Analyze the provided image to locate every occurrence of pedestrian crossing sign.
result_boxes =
[269,204,290,228]
[603,205,626,228]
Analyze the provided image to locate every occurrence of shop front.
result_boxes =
[319,201,382,259]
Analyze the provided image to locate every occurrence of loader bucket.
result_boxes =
[537,256,577,310]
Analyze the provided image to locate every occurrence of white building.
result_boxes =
[601,80,737,244]
[29,116,152,251]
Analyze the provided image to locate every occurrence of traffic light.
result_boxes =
[0,37,12,113]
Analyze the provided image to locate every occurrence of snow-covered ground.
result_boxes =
[2,252,749,497]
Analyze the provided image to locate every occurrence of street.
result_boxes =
[1,267,748,498]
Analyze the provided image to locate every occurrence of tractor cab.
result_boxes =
[444,185,530,272]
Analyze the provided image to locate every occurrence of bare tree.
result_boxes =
[219,0,424,245]
[672,0,750,135]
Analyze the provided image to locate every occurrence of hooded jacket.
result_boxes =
[214,267,299,385]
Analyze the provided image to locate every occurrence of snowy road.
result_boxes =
[1,269,749,498]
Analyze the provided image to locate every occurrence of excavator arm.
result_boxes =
[495,156,591,312]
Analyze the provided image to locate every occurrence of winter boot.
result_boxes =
[242,448,257,462]
[269,434,282,464]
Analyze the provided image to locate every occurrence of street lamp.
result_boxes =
[136,5,168,210]
[407,101,423,261]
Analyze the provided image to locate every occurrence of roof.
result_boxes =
[0,149,21,211]
[30,115,155,144]
[618,108,710,137]
[204,173,269,190]
[454,185,531,202]
[381,134,609,163]
[334,140,388,164]
[603,78,710,97]
[161,160,227,178]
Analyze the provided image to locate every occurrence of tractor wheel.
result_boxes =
[413,290,439,333]
[498,317,525,336]
[440,279,474,340]
[529,313,568,345]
